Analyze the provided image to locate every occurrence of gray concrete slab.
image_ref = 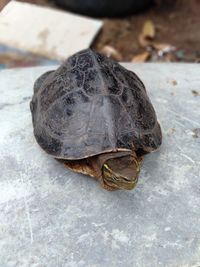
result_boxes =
[0,64,200,267]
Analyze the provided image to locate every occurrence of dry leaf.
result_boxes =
[101,45,122,61]
[138,20,155,48]
[142,20,155,39]
[132,52,150,63]
[138,34,152,48]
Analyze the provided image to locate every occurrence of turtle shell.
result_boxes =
[30,49,162,159]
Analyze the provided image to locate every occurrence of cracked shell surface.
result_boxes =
[30,49,162,159]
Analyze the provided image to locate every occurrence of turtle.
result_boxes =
[30,48,162,191]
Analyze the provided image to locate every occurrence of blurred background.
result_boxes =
[0,0,200,68]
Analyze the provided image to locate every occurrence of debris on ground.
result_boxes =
[171,80,178,86]
[138,20,155,50]
[142,20,155,39]
[167,79,178,86]
[167,127,176,136]
[100,45,122,61]
[192,128,200,138]
[132,51,150,63]
[191,90,200,97]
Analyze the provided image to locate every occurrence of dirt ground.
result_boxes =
[92,0,200,62]
[3,0,200,64]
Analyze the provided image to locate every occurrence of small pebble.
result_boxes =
[191,90,200,96]
[192,128,200,138]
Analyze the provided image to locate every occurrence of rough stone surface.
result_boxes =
[0,64,200,267]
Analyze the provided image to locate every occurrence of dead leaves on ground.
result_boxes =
[101,45,122,61]
[133,19,176,62]
[138,20,155,48]
[99,19,177,63]
[142,20,155,39]
[132,52,150,63]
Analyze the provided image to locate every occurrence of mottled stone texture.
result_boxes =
[0,64,200,267]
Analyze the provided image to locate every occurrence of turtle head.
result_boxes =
[101,153,141,190]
